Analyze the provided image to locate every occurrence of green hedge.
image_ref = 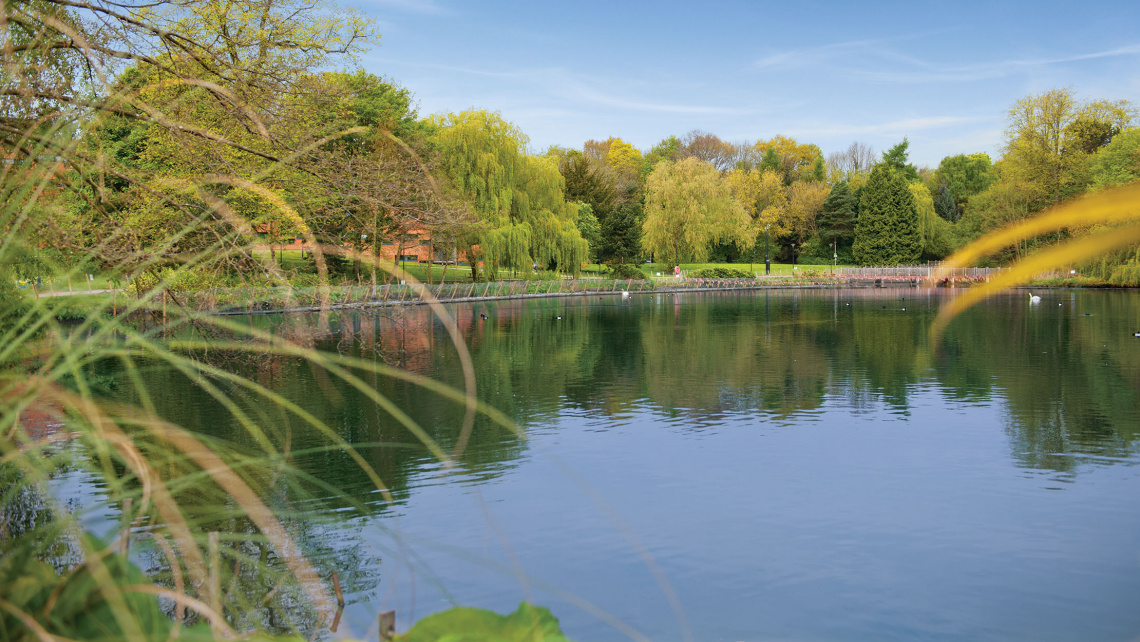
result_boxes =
[606,263,647,279]
[689,267,754,279]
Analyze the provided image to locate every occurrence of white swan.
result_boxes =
[621,290,630,300]
[1029,292,1041,304]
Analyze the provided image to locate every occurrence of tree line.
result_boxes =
[4,0,1140,290]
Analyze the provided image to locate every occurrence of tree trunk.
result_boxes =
[467,245,479,282]
[370,215,378,291]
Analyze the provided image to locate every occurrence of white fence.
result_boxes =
[839,266,1002,278]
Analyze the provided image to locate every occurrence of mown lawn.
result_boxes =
[27,255,854,295]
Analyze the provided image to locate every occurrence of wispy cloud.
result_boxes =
[368,58,752,116]
[366,56,538,79]
[365,0,451,16]
[754,40,1140,84]
[752,37,891,70]
[559,81,750,116]
[789,116,991,139]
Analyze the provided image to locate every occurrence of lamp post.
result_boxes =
[791,243,796,273]
[833,237,837,275]
[764,226,771,276]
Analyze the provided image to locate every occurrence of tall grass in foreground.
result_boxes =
[0,127,495,640]
[0,1,562,638]
[0,112,581,639]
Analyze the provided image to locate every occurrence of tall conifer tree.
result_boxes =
[817,181,858,248]
[852,165,921,265]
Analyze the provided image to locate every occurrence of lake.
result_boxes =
[113,287,1140,641]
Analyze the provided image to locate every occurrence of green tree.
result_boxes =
[809,155,826,182]
[1089,128,1140,189]
[930,152,995,221]
[817,181,858,249]
[910,183,953,259]
[1064,117,1118,155]
[933,153,995,200]
[642,158,750,265]
[881,138,920,182]
[575,203,602,262]
[560,150,616,226]
[600,202,643,264]
[852,165,921,265]
[758,147,781,175]
[934,183,958,222]
[644,136,683,172]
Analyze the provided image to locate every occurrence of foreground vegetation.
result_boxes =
[0,0,577,639]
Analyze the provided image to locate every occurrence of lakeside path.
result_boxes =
[210,275,954,316]
[38,288,117,297]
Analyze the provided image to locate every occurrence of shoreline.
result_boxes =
[35,277,1138,320]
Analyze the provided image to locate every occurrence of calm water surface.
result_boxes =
[124,288,1140,640]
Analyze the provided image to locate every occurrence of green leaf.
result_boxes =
[395,602,572,642]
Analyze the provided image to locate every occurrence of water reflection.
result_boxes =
[111,287,1140,519]
[239,288,1138,476]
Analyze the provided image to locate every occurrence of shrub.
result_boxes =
[522,270,561,281]
[689,267,754,279]
[607,263,647,279]
[0,265,29,336]
[133,267,226,292]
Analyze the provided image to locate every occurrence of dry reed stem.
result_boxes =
[0,598,64,642]
[142,533,187,622]
[930,183,1140,338]
[45,388,210,594]
[935,182,1140,274]
[932,224,1140,340]
[140,417,337,620]
[120,585,239,638]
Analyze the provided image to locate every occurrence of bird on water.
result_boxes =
[1029,292,1041,304]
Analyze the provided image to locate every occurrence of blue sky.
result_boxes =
[355,0,1140,167]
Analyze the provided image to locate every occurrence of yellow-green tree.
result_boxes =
[431,110,587,279]
[1001,89,1136,209]
[37,0,389,284]
[643,158,751,265]
[1002,88,1081,208]
[754,135,823,183]
[606,139,644,179]
[583,136,643,202]
[144,0,376,80]
[727,168,788,235]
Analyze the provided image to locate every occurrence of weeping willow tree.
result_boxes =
[909,182,954,260]
[643,157,751,266]
[430,110,588,280]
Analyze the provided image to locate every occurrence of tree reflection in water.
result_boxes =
[88,288,1139,634]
